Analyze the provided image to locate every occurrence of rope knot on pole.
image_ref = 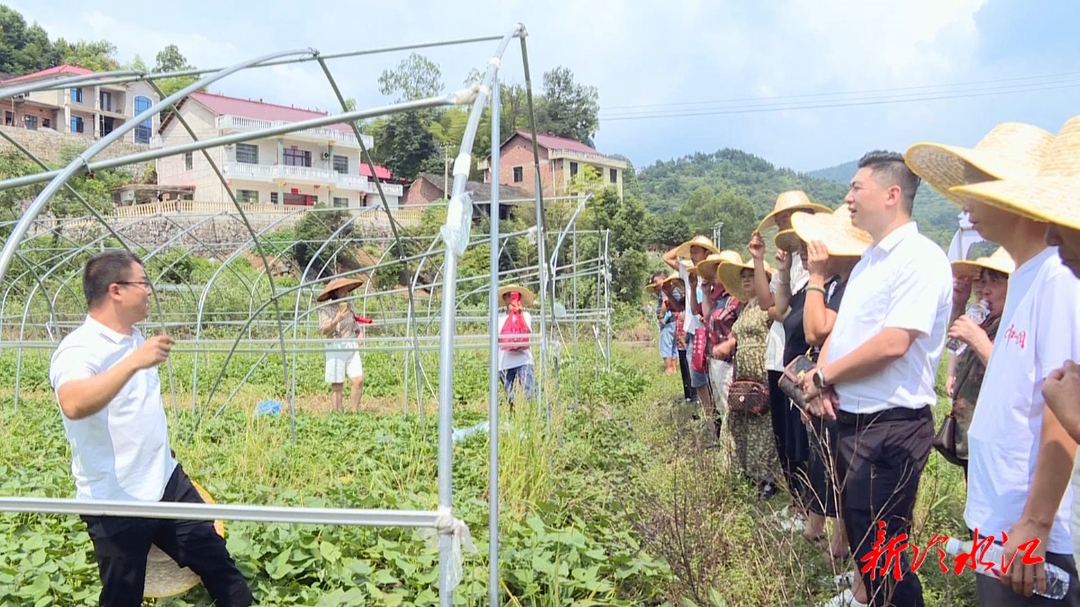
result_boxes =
[422,507,477,591]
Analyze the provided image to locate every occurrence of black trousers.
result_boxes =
[836,406,933,607]
[81,464,253,607]
[677,348,693,401]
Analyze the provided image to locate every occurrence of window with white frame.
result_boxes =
[184,152,193,170]
[333,196,349,208]
[133,96,153,144]
[70,88,83,103]
[333,155,349,174]
[70,116,84,134]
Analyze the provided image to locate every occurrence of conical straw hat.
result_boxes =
[775,205,872,257]
[674,234,720,258]
[693,250,744,282]
[316,277,365,302]
[905,122,1055,205]
[951,247,1015,281]
[143,480,225,599]
[717,259,772,303]
[950,115,1080,231]
[756,191,832,232]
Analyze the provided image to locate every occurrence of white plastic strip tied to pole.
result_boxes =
[441,153,475,258]
[418,507,478,591]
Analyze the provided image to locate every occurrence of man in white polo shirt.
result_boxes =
[800,151,953,607]
[49,250,252,607]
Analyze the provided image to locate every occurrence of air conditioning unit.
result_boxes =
[321,151,331,161]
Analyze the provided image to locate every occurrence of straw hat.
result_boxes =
[662,271,684,288]
[905,122,1055,205]
[717,259,772,303]
[756,191,832,232]
[645,283,659,295]
[316,276,365,302]
[498,284,535,308]
[774,205,872,257]
[951,247,1016,282]
[949,116,1080,231]
[144,480,225,599]
[693,250,744,282]
[673,235,720,258]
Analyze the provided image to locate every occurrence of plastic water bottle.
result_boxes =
[947,300,990,356]
[944,538,1070,599]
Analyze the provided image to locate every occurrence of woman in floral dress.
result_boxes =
[717,259,779,498]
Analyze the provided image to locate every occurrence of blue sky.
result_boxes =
[12,0,1080,173]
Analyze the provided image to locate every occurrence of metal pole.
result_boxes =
[487,75,502,607]
[604,230,612,370]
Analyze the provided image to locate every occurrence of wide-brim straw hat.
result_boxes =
[905,122,1055,205]
[316,277,365,302]
[144,480,225,599]
[775,205,872,257]
[951,246,1016,281]
[756,191,832,232]
[498,284,535,308]
[693,250,744,282]
[717,259,772,303]
[673,235,720,258]
[949,116,1080,231]
[645,283,659,295]
[662,271,684,289]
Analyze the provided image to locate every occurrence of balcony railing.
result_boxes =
[100,200,440,227]
[215,115,373,148]
[223,161,368,190]
[364,181,404,197]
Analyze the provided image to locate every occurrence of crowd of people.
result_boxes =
[648,118,1080,607]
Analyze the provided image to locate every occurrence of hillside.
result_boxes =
[638,149,850,218]
[806,160,959,248]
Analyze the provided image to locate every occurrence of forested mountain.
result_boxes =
[806,160,960,248]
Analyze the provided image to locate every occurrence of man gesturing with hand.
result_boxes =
[49,250,252,607]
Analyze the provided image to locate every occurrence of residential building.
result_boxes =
[154,92,402,209]
[403,172,532,221]
[478,130,628,200]
[0,65,161,145]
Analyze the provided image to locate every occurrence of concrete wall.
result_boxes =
[0,125,151,178]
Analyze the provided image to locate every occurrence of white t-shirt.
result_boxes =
[498,311,534,371]
[965,247,1080,555]
[48,316,177,502]
[677,261,705,335]
[766,256,810,371]
[826,222,953,414]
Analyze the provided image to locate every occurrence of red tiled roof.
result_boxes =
[186,91,353,134]
[514,130,600,155]
[1,65,95,85]
[359,164,392,180]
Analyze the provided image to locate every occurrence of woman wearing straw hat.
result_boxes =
[662,272,694,402]
[663,235,721,412]
[942,248,1013,484]
[696,250,747,439]
[498,284,536,408]
[648,272,678,376]
[318,277,367,412]
[715,256,779,498]
[775,206,866,558]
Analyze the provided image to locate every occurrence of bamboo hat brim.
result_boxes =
[143,480,225,599]
[717,259,771,303]
[692,250,744,282]
[756,190,832,232]
[951,247,1015,281]
[498,284,535,308]
[673,235,720,258]
[317,277,365,302]
[775,205,872,257]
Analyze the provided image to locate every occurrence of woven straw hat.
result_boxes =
[756,191,832,232]
[662,271,684,288]
[717,259,772,303]
[949,116,1080,231]
[905,122,1055,205]
[143,480,225,599]
[645,283,659,295]
[498,284,535,308]
[673,234,720,258]
[774,205,872,257]
[317,277,365,302]
[951,246,1016,281]
[693,250,744,282]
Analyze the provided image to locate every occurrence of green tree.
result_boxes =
[377,53,444,102]
[52,39,120,71]
[373,111,439,181]
[0,6,58,74]
[154,44,189,73]
[291,207,355,276]
[536,67,600,146]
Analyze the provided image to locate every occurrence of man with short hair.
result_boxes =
[944,118,1080,603]
[800,151,953,607]
[49,250,253,607]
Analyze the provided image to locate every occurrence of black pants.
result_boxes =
[806,416,840,518]
[768,370,809,506]
[81,464,253,607]
[836,406,933,607]
[677,348,693,401]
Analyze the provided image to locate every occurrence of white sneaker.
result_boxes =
[816,589,868,607]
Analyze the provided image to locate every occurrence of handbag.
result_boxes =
[778,354,817,409]
[690,326,708,374]
[728,381,769,416]
[932,414,964,467]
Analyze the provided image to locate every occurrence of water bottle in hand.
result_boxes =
[947,300,990,356]
[944,538,1070,599]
